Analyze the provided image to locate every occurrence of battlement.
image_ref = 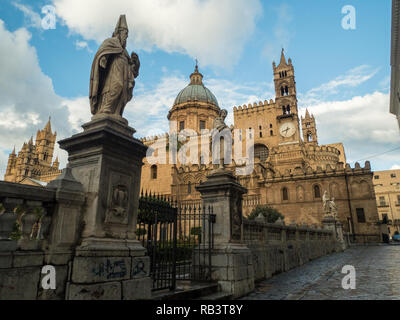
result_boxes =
[266,161,372,181]
[140,132,169,144]
[306,144,341,156]
[233,99,275,115]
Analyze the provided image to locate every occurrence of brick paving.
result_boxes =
[242,245,400,300]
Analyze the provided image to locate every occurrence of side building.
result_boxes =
[373,169,400,236]
[3,118,62,186]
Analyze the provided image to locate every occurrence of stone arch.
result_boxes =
[282,187,289,201]
[296,185,305,201]
[360,180,370,197]
[150,165,157,179]
[351,182,360,196]
[313,184,322,199]
[329,182,341,198]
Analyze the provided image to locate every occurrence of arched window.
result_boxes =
[314,185,321,199]
[282,187,289,201]
[187,182,192,194]
[270,130,273,136]
[282,106,286,114]
[254,144,269,162]
[286,105,291,114]
[307,132,312,142]
[281,87,285,96]
[285,86,289,95]
[151,165,157,180]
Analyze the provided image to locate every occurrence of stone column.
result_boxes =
[196,170,254,298]
[59,116,151,300]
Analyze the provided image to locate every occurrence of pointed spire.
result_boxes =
[278,48,288,67]
[305,109,311,118]
[29,136,33,145]
[44,116,52,133]
[11,146,15,155]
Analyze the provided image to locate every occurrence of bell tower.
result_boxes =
[273,48,298,116]
[273,49,301,144]
[301,109,318,145]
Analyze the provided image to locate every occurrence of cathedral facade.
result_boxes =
[4,118,62,186]
[140,50,380,237]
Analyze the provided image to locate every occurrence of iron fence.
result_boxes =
[137,191,215,291]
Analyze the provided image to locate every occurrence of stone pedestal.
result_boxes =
[59,116,151,300]
[196,170,254,298]
[322,215,346,251]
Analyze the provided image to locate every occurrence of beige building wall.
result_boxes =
[323,143,346,165]
[373,169,400,236]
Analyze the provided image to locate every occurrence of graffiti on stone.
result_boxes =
[92,259,127,279]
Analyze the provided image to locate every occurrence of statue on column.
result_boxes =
[322,190,337,218]
[213,109,228,132]
[89,15,140,120]
[212,109,229,170]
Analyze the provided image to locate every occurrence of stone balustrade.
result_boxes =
[242,217,340,282]
[0,181,56,251]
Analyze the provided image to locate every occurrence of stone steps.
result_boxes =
[194,291,233,300]
[152,282,230,300]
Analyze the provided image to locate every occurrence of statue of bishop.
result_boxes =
[89,15,140,120]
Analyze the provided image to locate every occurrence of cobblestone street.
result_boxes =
[243,245,400,300]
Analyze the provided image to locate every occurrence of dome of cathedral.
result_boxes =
[173,65,219,107]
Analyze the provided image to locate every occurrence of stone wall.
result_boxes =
[243,218,345,282]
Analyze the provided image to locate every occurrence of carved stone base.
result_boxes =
[58,116,147,243]
[322,215,347,251]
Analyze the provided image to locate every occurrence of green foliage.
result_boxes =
[33,207,43,220]
[10,222,22,241]
[149,242,196,262]
[136,228,147,236]
[248,205,284,223]
[190,227,201,236]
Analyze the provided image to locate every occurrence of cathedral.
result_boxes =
[4,118,62,186]
[140,50,380,237]
[2,50,380,237]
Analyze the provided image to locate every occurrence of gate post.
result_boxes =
[59,117,152,300]
[196,170,255,299]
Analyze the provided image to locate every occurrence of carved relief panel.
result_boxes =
[104,171,132,225]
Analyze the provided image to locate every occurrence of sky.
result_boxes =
[0,0,398,176]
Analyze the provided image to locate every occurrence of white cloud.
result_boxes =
[299,65,379,105]
[299,91,400,170]
[75,40,92,52]
[12,2,42,29]
[391,165,400,170]
[0,20,86,172]
[52,0,262,68]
